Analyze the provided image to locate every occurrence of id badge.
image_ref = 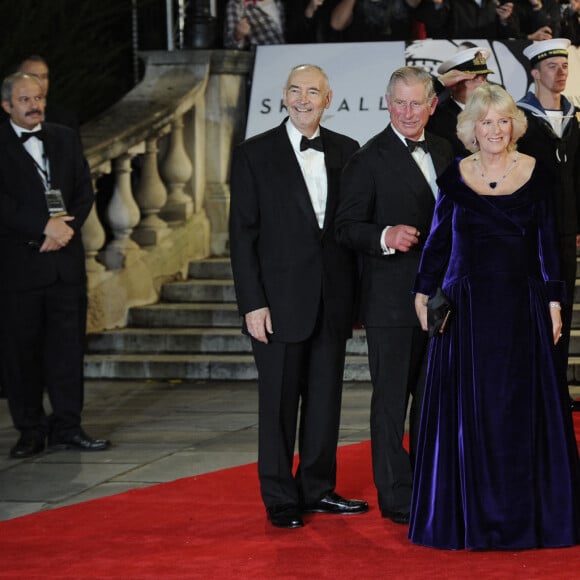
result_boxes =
[46,189,67,217]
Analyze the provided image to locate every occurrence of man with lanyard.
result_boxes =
[517,38,580,410]
[0,72,110,458]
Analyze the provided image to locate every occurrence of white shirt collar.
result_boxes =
[286,119,321,151]
[10,120,42,138]
[390,125,425,146]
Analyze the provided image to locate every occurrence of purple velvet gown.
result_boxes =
[409,161,580,550]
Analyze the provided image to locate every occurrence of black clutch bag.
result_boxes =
[427,288,451,338]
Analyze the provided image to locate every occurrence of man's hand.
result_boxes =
[245,307,273,344]
[528,26,552,41]
[305,0,324,18]
[496,1,514,21]
[40,215,75,253]
[384,225,420,253]
[234,17,251,42]
[438,69,476,89]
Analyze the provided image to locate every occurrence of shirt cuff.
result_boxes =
[381,226,396,255]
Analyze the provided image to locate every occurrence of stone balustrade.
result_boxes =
[80,49,252,332]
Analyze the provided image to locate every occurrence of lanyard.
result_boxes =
[29,152,51,191]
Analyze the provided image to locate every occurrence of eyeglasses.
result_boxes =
[391,99,429,111]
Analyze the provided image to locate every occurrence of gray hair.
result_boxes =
[457,84,527,153]
[386,66,436,103]
[284,64,331,93]
[1,72,42,103]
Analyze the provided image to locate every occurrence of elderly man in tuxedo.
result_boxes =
[0,72,109,458]
[229,64,368,529]
[335,66,454,524]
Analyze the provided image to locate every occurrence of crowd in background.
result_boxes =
[222,0,580,49]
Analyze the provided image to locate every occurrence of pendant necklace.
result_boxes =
[473,152,519,189]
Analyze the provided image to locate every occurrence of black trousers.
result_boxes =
[365,326,428,513]
[1,281,87,440]
[252,324,347,509]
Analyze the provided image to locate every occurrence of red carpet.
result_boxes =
[1,416,580,579]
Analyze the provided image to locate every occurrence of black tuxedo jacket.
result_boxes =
[229,120,360,343]
[426,97,469,159]
[0,121,94,291]
[336,124,454,327]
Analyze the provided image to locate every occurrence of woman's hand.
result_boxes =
[415,293,429,332]
[550,303,563,345]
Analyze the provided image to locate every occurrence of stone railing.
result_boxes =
[80,49,252,333]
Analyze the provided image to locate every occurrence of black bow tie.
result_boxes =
[300,135,324,152]
[20,130,44,143]
[406,138,427,153]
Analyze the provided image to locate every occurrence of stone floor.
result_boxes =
[0,380,372,522]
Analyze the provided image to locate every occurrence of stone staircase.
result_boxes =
[84,258,371,381]
[85,257,580,383]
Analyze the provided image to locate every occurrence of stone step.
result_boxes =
[128,303,240,328]
[88,254,580,382]
[568,356,580,383]
[83,354,371,382]
[87,327,368,354]
[160,280,580,305]
[573,304,580,327]
[161,279,237,303]
[187,257,232,280]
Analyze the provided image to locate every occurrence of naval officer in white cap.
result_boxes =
[517,38,580,411]
[427,46,495,157]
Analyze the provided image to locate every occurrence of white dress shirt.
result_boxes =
[11,120,49,189]
[286,120,327,229]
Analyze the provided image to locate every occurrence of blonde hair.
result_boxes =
[457,84,527,153]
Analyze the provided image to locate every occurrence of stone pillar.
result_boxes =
[132,135,172,247]
[99,151,143,270]
[204,51,252,256]
[82,163,110,275]
[159,116,194,223]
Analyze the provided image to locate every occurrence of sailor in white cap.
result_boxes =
[428,46,494,157]
[517,38,580,411]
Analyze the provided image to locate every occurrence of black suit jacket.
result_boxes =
[229,120,360,343]
[0,121,94,291]
[336,125,454,327]
[426,97,469,159]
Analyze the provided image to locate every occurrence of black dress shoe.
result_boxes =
[10,435,45,459]
[381,508,410,524]
[303,492,368,515]
[49,430,111,451]
[267,505,304,528]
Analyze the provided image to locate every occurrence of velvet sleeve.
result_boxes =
[537,188,567,303]
[413,189,454,296]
